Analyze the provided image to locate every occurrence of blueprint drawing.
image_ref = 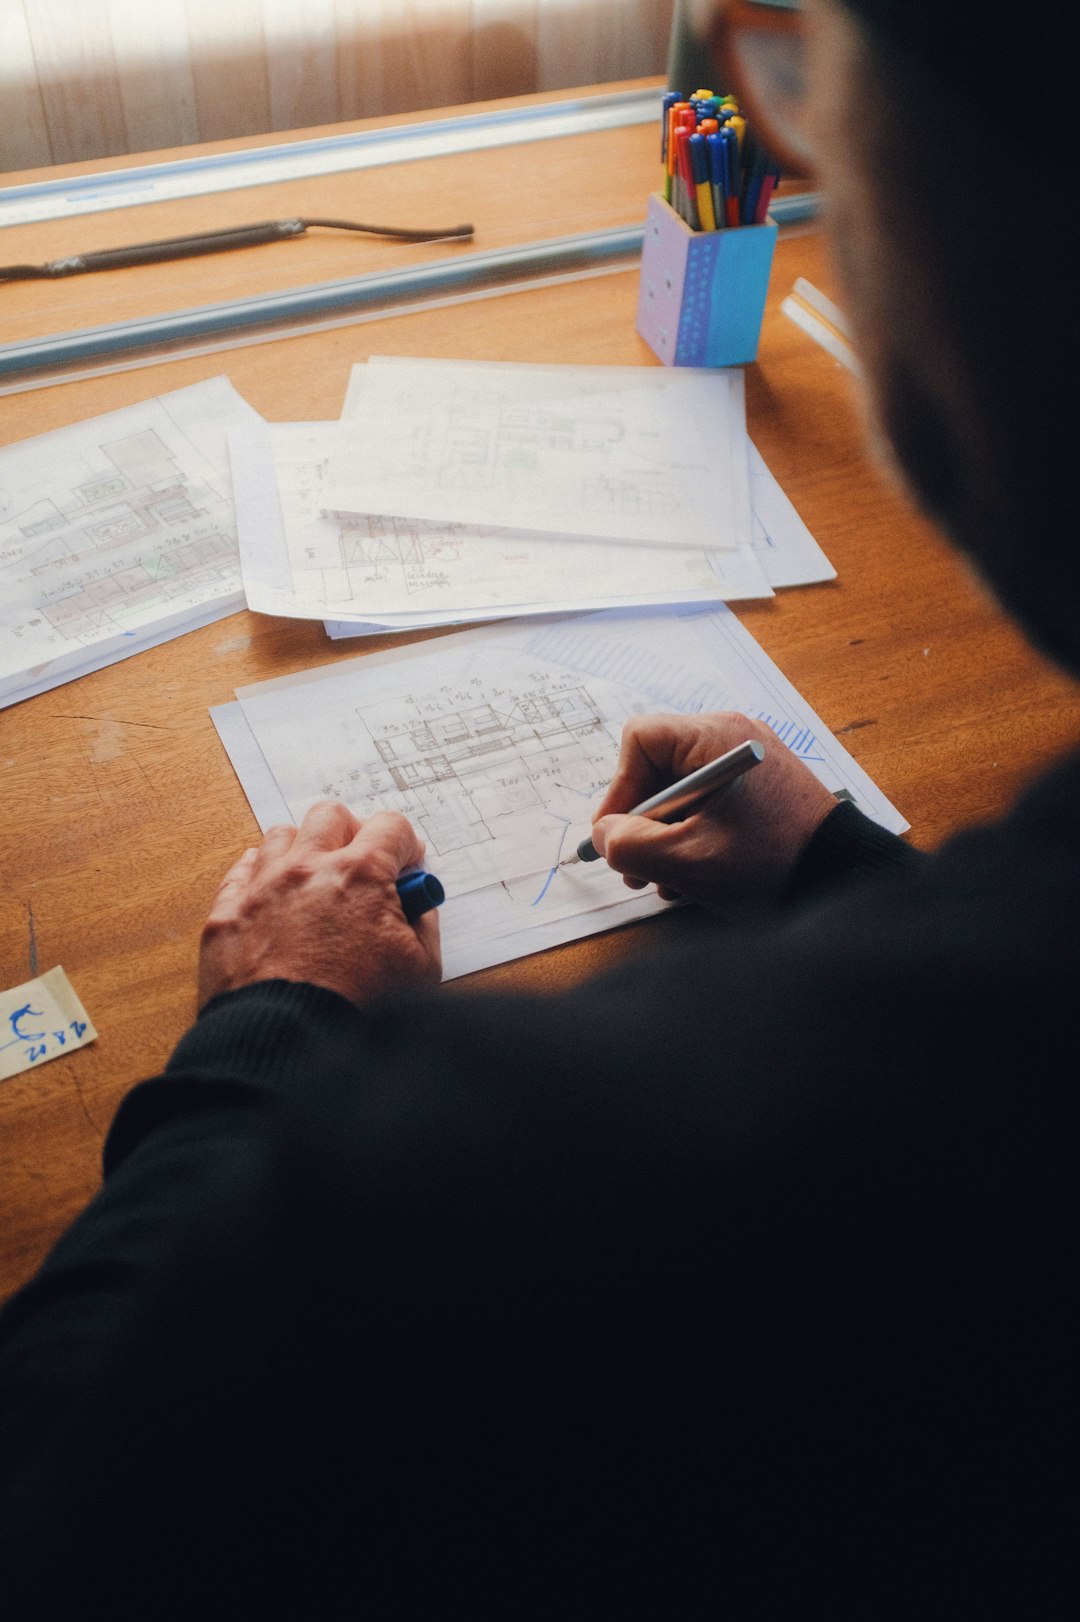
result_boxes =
[0,376,261,706]
[231,606,907,977]
[231,421,766,624]
[325,358,755,552]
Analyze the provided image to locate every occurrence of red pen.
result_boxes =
[754,172,778,223]
[675,128,701,229]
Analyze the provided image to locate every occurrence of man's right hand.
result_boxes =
[589,713,837,914]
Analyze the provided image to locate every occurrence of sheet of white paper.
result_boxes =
[747,440,836,588]
[318,437,835,640]
[363,357,832,593]
[230,420,769,624]
[0,966,96,1080]
[323,357,755,552]
[222,606,905,979]
[0,377,262,710]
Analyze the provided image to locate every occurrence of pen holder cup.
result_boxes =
[636,193,777,367]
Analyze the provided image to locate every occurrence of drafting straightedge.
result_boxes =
[324,357,756,555]
[212,605,905,980]
[0,89,661,231]
[0,376,261,709]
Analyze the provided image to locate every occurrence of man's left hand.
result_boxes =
[197,800,442,1009]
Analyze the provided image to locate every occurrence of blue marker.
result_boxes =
[719,125,740,226]
[706,132,727,227]
[661,91,681,162]
[395,869,445,924]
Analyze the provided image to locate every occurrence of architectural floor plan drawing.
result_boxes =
[326,357,756,551]
[226,606,909,977]
[338,678,618,900]
[230,421,756,625]
[0,377,262,707]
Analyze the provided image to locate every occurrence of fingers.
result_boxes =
[294,798,361,852]
[205,846,259,928]
[595,713,762,820]
[214,845,258,894]
[344,809,428,884]
[244,805,428,895]
[255,823,298,866]
[593,813,711,892]
[595,715,684,818]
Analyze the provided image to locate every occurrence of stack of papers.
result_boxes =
[0,378,260,710]
[229,356,836,637]
[2,359,888,982]
[212,605,906,980]
[1,360,835,711]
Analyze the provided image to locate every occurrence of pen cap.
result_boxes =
[396,869,445,924]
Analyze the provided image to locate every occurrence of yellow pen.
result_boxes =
[689,134,717,231]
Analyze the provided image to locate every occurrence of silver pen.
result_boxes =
[571,738,765,864]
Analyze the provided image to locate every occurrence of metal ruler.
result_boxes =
[0,88,662,230]
[0,195,818,389]
[0,195,820,389]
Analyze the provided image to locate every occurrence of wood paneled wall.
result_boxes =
[0,0,675,172]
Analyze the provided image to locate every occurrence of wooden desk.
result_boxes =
[3,82,1078,1304]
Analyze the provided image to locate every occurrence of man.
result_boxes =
[1,3,1076,1613]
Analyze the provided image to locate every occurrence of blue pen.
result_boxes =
[661,90,677,159]
[688,132,711,229]
[396,869,445,924]
[719,125,739,226]
[706,132,727,229]
[742,152,766,227]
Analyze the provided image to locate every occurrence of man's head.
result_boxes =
[701,1,1080,673]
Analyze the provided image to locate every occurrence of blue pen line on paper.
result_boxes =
[532,818,572,906]
[758,713,824,762]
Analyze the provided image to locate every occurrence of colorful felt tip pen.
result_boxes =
[689,133,717,231]
[396,869,445,923]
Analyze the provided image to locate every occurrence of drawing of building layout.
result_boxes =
[439,408,625,488]
[243,421,730,625]
[7,427,233,646]
[363,684,609,860]
[279,666,625,896]
[1,378,258,699]
[231,607,910,975]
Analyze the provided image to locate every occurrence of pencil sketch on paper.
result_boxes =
[436,406,628,492]
[325,359,756,551]
[277,440,478,604]
[5,426,235,647]
[0,377,260,704]
[308,668,625,903]
[226,606,909,978]
[230,421,744,623]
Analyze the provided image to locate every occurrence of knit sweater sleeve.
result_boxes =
[787,800,924,906]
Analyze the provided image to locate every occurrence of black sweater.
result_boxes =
[1,768,1076,1618]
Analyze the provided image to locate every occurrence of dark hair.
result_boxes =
[836,1,1080,673]
[838,1,1073,152]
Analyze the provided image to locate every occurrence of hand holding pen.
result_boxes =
[581,714,838,914]
[198,800,443,1009]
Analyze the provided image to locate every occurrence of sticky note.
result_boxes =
[0,967,97,1080]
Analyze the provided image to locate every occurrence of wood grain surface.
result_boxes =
[3,82,1079,1304]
